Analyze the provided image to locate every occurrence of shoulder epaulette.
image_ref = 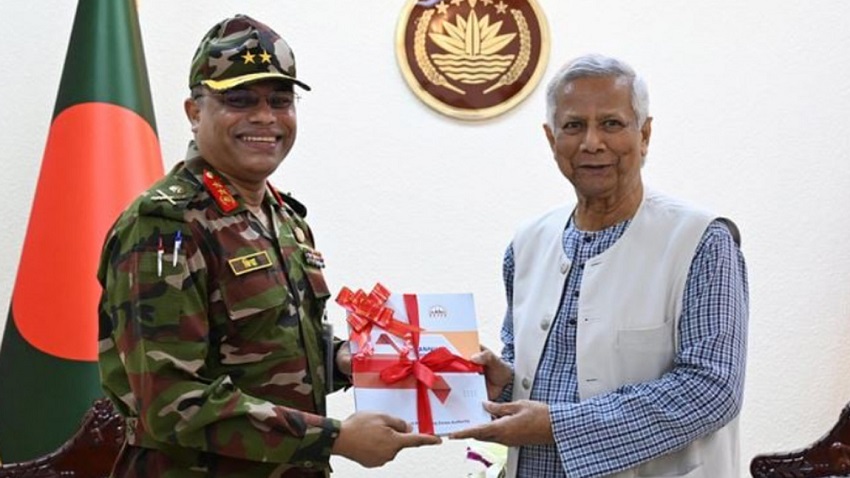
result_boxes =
[142,176,196,209]
[281,193,307,218]
[267,182,307,218]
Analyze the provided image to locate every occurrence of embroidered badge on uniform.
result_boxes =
[151,189,189,205]
[228,251,273,276]
[203,169,239,213]
[304,250,326,269]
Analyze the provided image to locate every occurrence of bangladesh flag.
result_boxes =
[0,0,163,463]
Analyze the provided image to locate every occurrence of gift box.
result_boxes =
[337,284,492,435]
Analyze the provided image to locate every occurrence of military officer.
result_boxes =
[97,14,440,478]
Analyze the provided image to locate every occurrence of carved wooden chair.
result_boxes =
[0,398,124,478]
[751,402,850,477]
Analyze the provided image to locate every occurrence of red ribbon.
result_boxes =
[341,286,483,435]
[353,347,483,435]
[389,295,483,435]
[336,284,422,357]
[379,347,484,390]
[381,347,483,432]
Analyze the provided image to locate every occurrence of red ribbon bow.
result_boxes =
[340,286,483,435]
[336,283,422,357]
[379,346,483,435]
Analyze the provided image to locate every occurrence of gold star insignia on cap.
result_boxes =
[436,1,449,15]
[495,0,508,13]
[259,50,272,64]
[241,50,256,64]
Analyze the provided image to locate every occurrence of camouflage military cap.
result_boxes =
[189,14,310,91]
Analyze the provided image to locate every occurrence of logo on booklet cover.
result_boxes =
[429,305,448,319]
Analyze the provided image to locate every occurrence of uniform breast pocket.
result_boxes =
[133,249,188,326]
[616,321,675,384]
[220,266,290,321]
[218,262,301,364]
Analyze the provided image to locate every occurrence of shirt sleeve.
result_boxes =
[549,220,749,477]
[98,212,340,467]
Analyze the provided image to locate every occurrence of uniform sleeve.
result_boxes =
[548,220,749,477]
[497,243,516,403]
[98,212,340,467]
[331,338,353,391]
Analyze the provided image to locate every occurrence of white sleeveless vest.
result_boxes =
[507,190,739,478]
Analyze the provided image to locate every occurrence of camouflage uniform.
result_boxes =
[98,142,348,477]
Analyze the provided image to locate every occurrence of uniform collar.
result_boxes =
[183,141,282,215]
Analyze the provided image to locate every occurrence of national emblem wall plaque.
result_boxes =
[396,0,550,121]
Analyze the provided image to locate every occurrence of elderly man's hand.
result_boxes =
[470,346,513,400]
[449,400,554,447]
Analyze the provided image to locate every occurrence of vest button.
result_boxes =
[540,318,550,330]
[560,262,569,274]
[522,377,532,390]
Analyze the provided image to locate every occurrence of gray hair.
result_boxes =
[545,54,649,131]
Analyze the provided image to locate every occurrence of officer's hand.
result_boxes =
[449,400,553,446]
[471,346,513,400]
[332,411,442,468]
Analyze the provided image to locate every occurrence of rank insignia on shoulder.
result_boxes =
[228,251,273,276]
[304,250,326,269]
[151,189,183,205]
[203,169,238,213]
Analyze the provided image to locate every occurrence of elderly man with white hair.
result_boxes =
[453,54,749,478]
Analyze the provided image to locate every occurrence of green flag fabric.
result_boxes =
[0,0,163,463]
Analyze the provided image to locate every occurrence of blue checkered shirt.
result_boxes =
[500,218,749,478]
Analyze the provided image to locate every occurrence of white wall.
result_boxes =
[2,1,849,476]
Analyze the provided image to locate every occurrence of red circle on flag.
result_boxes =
[13,103,163,361]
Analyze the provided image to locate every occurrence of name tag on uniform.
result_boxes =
[228,251,273,276]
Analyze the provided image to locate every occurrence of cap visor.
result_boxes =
[202,72,311,91]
